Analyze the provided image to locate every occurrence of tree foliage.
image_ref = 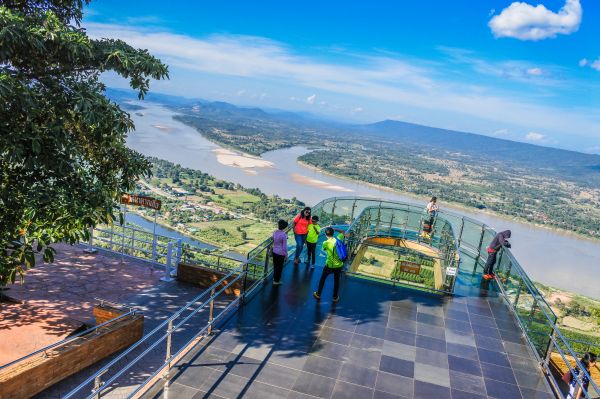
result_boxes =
[0,1,168,285]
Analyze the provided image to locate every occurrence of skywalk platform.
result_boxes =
[145,256,555,399]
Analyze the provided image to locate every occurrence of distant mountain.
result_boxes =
[107,88,599,185]
[358,120,600,185]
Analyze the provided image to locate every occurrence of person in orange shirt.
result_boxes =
[293,207,311,265]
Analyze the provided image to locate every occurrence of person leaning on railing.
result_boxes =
[483,230,511,280]
[566,352,597,399]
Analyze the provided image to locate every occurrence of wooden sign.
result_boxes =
[399,260,421,275]
[120,194,162,210]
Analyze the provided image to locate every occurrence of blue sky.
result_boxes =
[84,1,600,153]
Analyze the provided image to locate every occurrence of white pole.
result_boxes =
[152,210,158,262]
[84,226,97,254]
[161,241,174,282]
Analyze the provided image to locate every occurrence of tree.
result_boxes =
[0,1,168,285]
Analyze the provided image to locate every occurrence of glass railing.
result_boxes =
[311,196,598,399]
[331,205,459,293]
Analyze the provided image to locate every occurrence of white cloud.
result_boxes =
[85,23,600,141]
[353,107,364,113]
[526,67,543,76]
[492,128,509,137]
[489,0,582,41]
[525,132,545,141]
[579,57,600,71]
[306,94,317,105]
[236,89,246,96]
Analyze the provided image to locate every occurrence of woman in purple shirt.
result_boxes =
[272,219,289,285]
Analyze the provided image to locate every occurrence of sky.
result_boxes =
[84,0,600,154]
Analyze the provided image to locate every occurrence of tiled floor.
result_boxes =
[147,256,556,399]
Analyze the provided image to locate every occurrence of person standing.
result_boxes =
[306,215,321,269]
[483,230,511,280]
[313,227,344,302]
[293,207,311,265]
[423,196,438,236]
[567,352,596,399]
[272,219,289,285]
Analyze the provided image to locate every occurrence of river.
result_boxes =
[125,102,599,298]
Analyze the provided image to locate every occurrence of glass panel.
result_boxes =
[332,199,355,226]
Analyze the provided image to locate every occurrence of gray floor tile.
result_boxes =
[416,312,445,327]
[446,318,474,334]
[382,340,417,361]
[268,351,308,371]
[292,371,336,398]
[447,343,479,361]
[241,343,274,361]
[225,355,263,379]
[355,321,388,339]
[319,326,354,346]
[379,355,414,378]
[480,362,517,385]
[255,362,300,390]
[373,389,409,399]
[209,372,250,399]
[416,322,446,340]
[414,362,450,387]
[310,339,349,360]
[415,347,448,368]
[350,333,384,351]
[450,388,487,399]
[241,381,291,399]
[325,316,357,332]
[513,369,550,392]
[416,335,446,353]
[519,387,555,399]
[508,353,538,372]
[417,304,445,318]
[385,328,417,345]
[338,363,378,388]
[303,354,343,379]
[475,335,505,352]
[387,317,417,333]
[414,380,451,399]
[152,382,202,399]
[375,371,414,398]
[448,355,482,376]
[331,380,374,399]
[449,370,486,395]
[478,348,511,368]
[446,329,476,347]
[346,346,382,369]
[484,379,523,399]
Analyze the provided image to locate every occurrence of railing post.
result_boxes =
[331,200,336,224]
[93,374,103,399]
[173,239,182,277]
[84,227,97,254]
[131,229,135,256]
[109,224,114,251]
[208,288,216,335]
[457,217,465,247]
[350,199,357,221]
[152,212,158,262]
[161,242,174,282]
[164,319,174,388]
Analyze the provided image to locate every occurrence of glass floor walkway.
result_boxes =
[144,254,555,399]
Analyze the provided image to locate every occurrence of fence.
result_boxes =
[65,229,284,399]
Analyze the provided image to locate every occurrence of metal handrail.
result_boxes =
[0,307,137,371]
[64,228,277,399]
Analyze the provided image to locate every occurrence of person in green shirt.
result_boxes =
[313,227,345,302]
[306,216,321,269]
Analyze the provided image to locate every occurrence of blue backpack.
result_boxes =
[335,238,348,262]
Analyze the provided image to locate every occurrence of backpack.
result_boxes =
[335,238,348,261]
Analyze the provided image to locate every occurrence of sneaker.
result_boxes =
[273,281,282,285]
[483,274,493,280]
[332,296,340,303]
[313,292,321,300]
[310,264,315,269]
